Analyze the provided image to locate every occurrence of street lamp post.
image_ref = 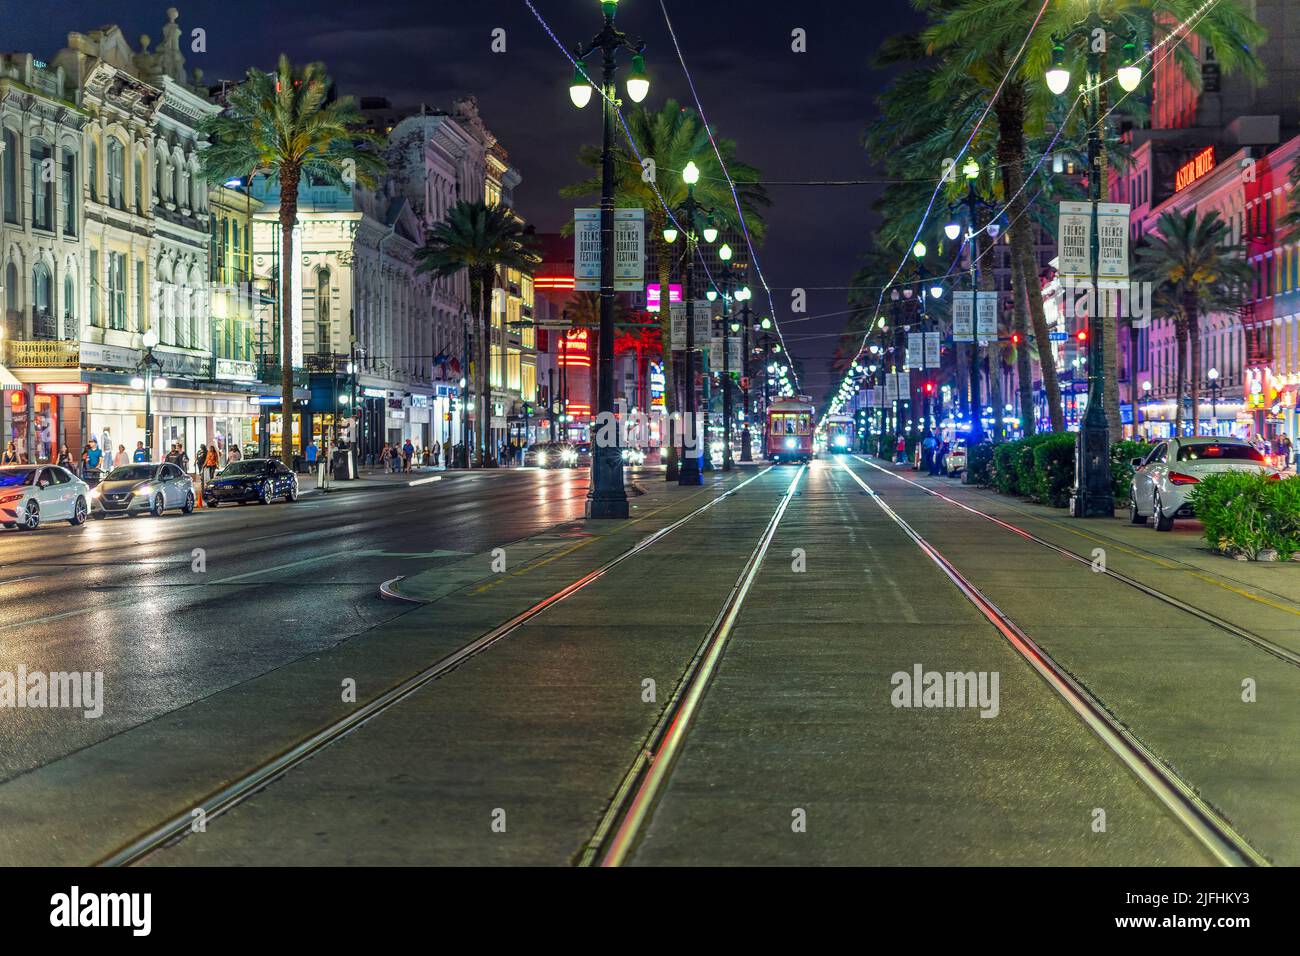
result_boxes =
[663,160,718,485]
[738,290,753,462]
[1141,379,1152,439]
[1208,367,1220,434]
[1048,2,1138,517]
[946,157,998,445]
[570,0,649,516]
[132,329,165,460]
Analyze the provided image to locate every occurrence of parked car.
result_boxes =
[205,458,299,505]
[944,439,968,478]
[90,463,195,518]
[1129,436,1278,531]
[0,465,90,530]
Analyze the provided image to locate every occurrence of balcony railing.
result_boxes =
[4,339,80,368]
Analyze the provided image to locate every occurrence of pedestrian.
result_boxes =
[203,444,219,483]
[432,440,441,467]
[922,431,937,476]
[58,444,74,470]
[402,438,414,473]
[114,444,129,468]
[894,434,906,465]
[84,438,103,479]
[1276,432,1292,470]
[228,444,241,464]
[306,438,319,475]
[379,442,392,474]
[197,444,208,479]
[132,441,149,463]
[1,441,18,465]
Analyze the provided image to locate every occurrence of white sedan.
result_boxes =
[1129,437,1277,531]
[0,465,91,530]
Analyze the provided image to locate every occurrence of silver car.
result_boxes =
[0,465,91,530]
[90,462,195,518]
[1129,437,1276,531]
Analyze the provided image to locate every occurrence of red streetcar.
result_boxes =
[766,397,815,463]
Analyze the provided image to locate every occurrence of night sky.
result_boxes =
[6,0,925,400]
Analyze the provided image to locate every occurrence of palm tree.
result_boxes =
[562,99,768,477]
[416,199,538,466]
[199,56,385,464]
[1135,209,1253,435]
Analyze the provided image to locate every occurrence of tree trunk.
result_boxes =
[1187,294,1201,437]
[1096,79,1123,439]
[1011,246,1036,435]
[279,171,299,465]
[996,82,1064,432]
[1174,317,1188,437]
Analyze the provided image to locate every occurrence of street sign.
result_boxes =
[1048,331,1068,342]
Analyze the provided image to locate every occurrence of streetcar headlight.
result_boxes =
[833,436,847,447]
[785,437,796,449]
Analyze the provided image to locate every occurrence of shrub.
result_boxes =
[964,441,995,485]
[1110,439,1149,504]
[1030,433,1077,507]
[990,441,1021,494]
[1191,472,1300,560]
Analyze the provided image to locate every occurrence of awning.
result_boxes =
[0,364,22,390]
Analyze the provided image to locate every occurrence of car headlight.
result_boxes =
[133,484,156,497]
[89,487,101,498]
[537,452,547,466]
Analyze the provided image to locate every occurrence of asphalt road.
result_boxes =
[0,467,593,782]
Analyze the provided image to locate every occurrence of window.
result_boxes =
[61,151,77,235]
[108,252,126,331]
[107,138,125,209]
[88,249,99,327]
[135,156,143,212]
[63,272,77,339]
[88,140,98,203]
[135,260,145,331]
[316,268,331,354]
[32,262,53,338]
[31,139,52,229]
[2,128,16,223]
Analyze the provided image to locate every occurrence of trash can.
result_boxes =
[332,447,355,480]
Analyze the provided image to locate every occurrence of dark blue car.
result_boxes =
[205,458,299,506]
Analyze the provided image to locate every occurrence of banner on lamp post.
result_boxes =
[1057,200,1092,281]
[953,291,974,342]
[906,332,923,370]
[884,374,898,402]
[976,291,997,343]
[573,207,644,291]
[1097,202,1131,287]
[924,331,941,368]
[670,302,687,350]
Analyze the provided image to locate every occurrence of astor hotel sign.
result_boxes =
[1175,146,1216,193]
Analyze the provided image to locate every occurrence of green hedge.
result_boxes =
[964,441,995,485]
[1030,433,1077,506]
[1190,472,1300,560]
[1110,439,1150,504]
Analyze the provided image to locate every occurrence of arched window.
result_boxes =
[5,261,20,338]
[174,156,187,209]
[316,268,331,354]
[87,139,98,204]
[31,138,53,229]
[2,129,18,223]
[61,150,77,235]
[63,271,77,339]
[134,155,144,212]
[32,261,53,338]
[107,138,125,209]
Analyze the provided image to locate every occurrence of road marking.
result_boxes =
[408,476,443,487]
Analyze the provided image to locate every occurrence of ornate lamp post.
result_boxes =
[131,329,166,460]
[569,0,650,517]
[1047,1,1140,516]
[662,160,718,485]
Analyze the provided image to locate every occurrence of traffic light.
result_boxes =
[1010,331,1022,346]
[923,381,935,395]
[1075,328,1088,343]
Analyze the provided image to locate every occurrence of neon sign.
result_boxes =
[1174,146,1215,193]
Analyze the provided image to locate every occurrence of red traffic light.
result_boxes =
[1010,332,1022,346]
[1075,328,1088,343]
[923,381,935,394]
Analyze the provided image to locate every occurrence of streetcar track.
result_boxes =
[839,459,1267,868]
[96,466,778,866]
[581,465,807,867]
[854,456,1300,669]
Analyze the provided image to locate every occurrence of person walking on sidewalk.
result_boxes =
[58,444,74,470]
[113,444,129,468]
[894,434,906,464]
[2,441,18,465]
[306,438,319,476]
[431,440,441,468]
[132,441,149,463]
[402,438,414,473]
[1276,432,1293,471]
[379,442,393,474]
[203,444,220,483]
[228,444,242,464]
[922,431,937,475]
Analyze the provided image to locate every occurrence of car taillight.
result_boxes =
[1167,471,1200,485]
[1268,472,1282,481]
